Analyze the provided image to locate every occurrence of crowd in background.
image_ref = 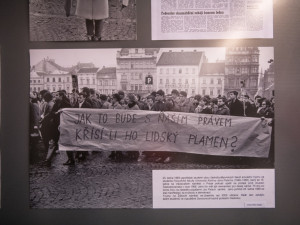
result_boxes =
[29,87,274,166]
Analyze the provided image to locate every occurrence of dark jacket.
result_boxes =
[74,100,92,109]
[215,105,230,115]
[200,106,212,114]
[152,101,167,112]
[257,107,274,118]
[228,99,244,116]
[244,102,257,117]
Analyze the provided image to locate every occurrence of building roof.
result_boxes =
[50,69,69,75]
[36,72,46,76]
[77,62,95,68]
[46,60,70,72]
[30,71,43,78]
[157,51,204,66]
[200,62,225,75]
[33,58,75,74]
[77,67,99,73]
[97,67,117,79]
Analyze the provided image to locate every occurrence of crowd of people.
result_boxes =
[29,87,274,166]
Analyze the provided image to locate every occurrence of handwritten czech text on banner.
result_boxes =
[59,109,271,158]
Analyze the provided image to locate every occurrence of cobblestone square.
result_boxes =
[29,138,272,208]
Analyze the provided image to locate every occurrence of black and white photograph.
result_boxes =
[29,47,275,208]
[29,0,137,41]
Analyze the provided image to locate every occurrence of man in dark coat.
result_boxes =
[228,91,244,116]
[71,92,92,163]
[90,88,102,108]
[81,87,96,108]
[244,95,257,117]
[152,89,167,111]
[151,90,173,163]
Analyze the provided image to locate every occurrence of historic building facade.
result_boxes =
[43,70,72,93]
[30,58,73,92]
[199,62,225,97]
[76,67,99,91]
[97,67,117,95]
[116,48,160,95]
[224,47,260,97]
[156,50,205,96]
[30,71,44,92]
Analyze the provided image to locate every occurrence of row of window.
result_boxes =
[201,78,222,85]
[201,88,222,96]
[227,47,259,54]
[227,66,258,74]
[30,87,41,92]
[158,78,222,85]
[227,56,259,63]
[159,78,196,85]
[131,84,143,91]
[45,77,70,83]
[79,79,96,85]
[46,86,71,92]
[159,67,197,74]
[30,79,42,83]
[30,85,71,92]
[118,59,156,66]
[99,80,116,86]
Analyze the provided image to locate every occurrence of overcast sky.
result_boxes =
[30,47,274,73]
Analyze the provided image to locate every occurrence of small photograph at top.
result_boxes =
[29,0,137,41]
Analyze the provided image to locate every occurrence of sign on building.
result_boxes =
[145,75,153,85]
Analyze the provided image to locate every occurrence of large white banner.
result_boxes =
[59,108,272,158]
[151,0,273,40]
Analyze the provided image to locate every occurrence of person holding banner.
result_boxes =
[146,95,155,110]
[243,95,257,117]
[152,89,168,112]
[197,97,212,114]
[215,97,230,115]
[90,89,102,108]
[178,91,191,113]
[81,87,95,108]
[69,92,93,164]
[110,93,123,110]
[228,91,244,116]
[124,93,140,111]
[170,89,181,112]
[257,99,274,118]
[70,89,79,108]
[109,93,124,160]
[99,94,111,109]
[123,93,140,159]
[152,90,173,163]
